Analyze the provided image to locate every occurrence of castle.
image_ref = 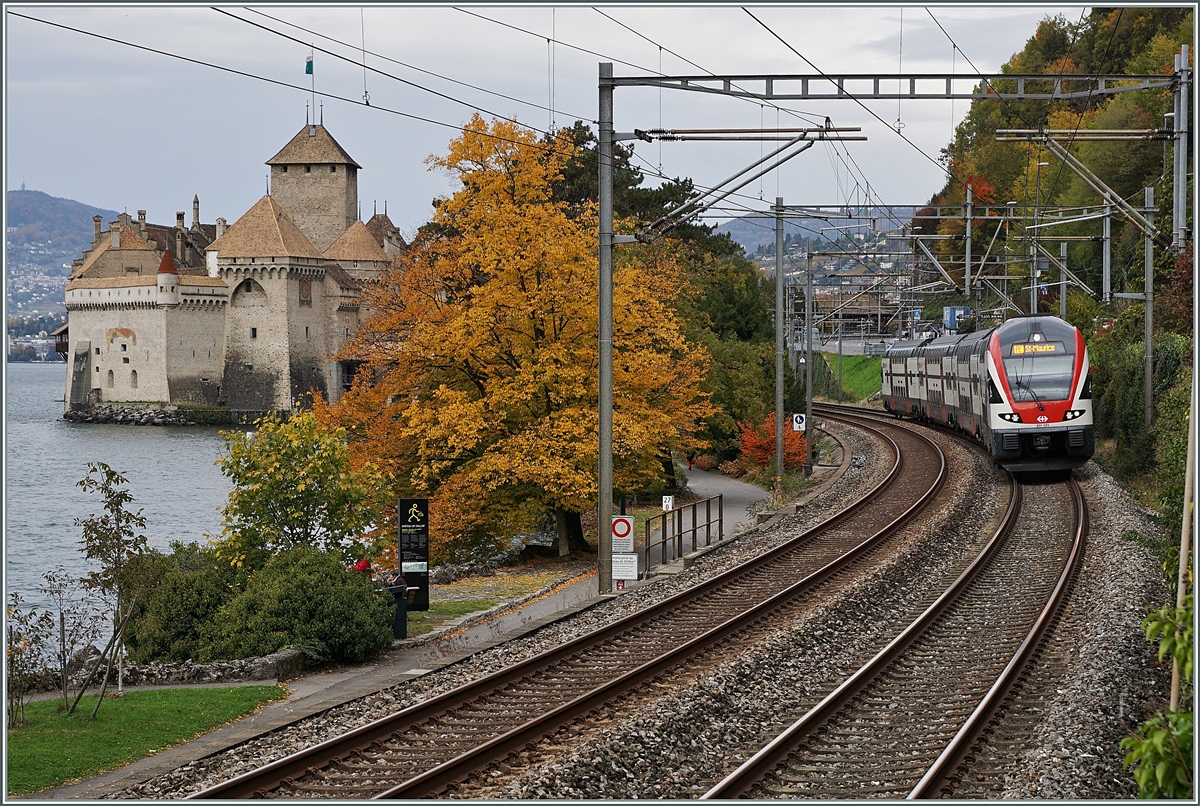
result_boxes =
[61,123,405,417]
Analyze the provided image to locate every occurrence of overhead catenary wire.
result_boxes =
[245,6,591,123]
[214,8,557,138]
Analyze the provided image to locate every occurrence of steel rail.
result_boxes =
[375,413,945,798]
[908,477,1088,799]
[189,413,938,799]
[702,466,1022,798]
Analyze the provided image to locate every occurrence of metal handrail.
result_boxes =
[643,494,723,575]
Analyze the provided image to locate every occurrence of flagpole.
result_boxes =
[308,47,315,123]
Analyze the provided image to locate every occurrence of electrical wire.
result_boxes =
[245,7,591,123]
[743,7,959,193]
[214,8,556,138]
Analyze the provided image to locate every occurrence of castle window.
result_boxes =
[122,357,129,364]
[95,347,100,355]
[330,165,336,173]
[282,166,288,172]
[121,344,127,352]
[251,327,257,339]
[305,165,311,173]
[107,370,114,388]
[130,370,138,389]
[305,326,309,340]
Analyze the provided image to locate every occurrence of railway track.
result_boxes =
[190,412,949,799]
[701,462,1087,799]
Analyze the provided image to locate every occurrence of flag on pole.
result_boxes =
[305,55,313,75]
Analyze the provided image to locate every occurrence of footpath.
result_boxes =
[30,469,790,800]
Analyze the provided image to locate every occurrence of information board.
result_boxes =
[397,498,430,611]
[612,553,639,581]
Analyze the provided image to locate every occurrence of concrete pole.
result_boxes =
[774,198,785,496]
[597,63,614,594]
[805,251,814,475]
[1144,186,1155,432]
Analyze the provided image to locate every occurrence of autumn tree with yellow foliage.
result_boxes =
[330,116,713,563]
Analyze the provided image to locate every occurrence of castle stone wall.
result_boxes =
[270,164,357,252]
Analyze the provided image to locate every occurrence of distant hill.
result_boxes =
[714,208,918,255]
[6,189,119,275]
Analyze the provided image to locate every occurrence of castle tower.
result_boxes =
[266,124,361,252]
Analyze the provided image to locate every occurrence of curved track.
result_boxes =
[190,413,948,799]
[701,436,1086,799]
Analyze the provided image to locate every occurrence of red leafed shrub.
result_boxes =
[738,412,807,469]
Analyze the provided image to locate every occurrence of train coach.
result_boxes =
[881,314,1094,471]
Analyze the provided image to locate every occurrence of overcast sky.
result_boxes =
[5,3,1092,239]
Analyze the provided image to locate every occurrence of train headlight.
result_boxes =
[1063,409,1086,420]
[998,412,1022,423]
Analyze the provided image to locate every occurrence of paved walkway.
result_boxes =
[28,465,829,801]
[637,469,771,571]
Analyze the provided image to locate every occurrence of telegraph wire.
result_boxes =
[586,7,899,235]
[455,6,657,74]
[214,8,555,138]
[743,7,959,193]
[245,7,591,122]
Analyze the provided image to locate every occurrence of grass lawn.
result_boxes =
[825,354,882,402]
[5,686,286,796]
[405,559,596,637]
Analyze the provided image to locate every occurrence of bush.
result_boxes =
[125,544,238,664]
[199,546,394,664]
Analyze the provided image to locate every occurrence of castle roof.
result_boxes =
[366,212,407,249]
[206,195,324,259]
[157,250,178,274]
[322,221,389,263]
[73,224,155,277]
[266,124,361,169]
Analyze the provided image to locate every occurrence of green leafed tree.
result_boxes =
[70,462,151,718]
[211,411,390,571]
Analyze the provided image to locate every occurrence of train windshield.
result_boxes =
[997,317,1078,403]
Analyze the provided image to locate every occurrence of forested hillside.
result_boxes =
[6,189,119,275]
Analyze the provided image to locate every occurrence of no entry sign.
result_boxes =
[611,515,635,552]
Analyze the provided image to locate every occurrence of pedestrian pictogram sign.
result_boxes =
[792,413,806,432]
[611,515,634,552]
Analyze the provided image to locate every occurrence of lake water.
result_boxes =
[3,362,232,610]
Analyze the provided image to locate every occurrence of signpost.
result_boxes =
[792,413,806,432]
[397,498,430,611]
[662,495,674,511]
[611,515,635,552]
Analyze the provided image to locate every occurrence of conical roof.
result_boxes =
[266,124,361,168]
[323,221,389,262]
[157,250,178,274]
[205,196,324,259]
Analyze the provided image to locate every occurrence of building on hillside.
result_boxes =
[61,123,403,418]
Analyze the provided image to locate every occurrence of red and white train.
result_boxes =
[881,314,1094,471]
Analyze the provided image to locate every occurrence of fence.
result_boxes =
[643,494,724,575]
